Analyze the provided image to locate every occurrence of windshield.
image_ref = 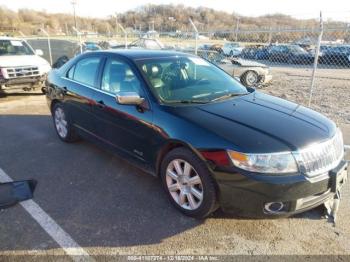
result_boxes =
[0,40,34,56]
[136,56,248,104]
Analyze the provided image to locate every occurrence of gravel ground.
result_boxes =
[263,66,350,125]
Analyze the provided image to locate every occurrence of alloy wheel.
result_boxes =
[165,159,204,210]
[246,71,258,86]
[54,107,68,138]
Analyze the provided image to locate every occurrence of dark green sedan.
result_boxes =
[46,50,347,218]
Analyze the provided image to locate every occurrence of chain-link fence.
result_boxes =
[22,22,350,125]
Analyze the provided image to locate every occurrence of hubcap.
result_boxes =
[54,107,68,138]
[246,72,258,85]
[166,159,203,210]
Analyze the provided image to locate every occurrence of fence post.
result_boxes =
[118,23,127,49]
[39,28,53,66]
[72,27,83,54]
[189,18,198,55]
[308,12,324,107]
[268,27,272,44]
[235,17,240,42]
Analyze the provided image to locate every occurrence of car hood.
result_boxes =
[235,59,268,68]
[172,92,336,153]
[0,55,49,67]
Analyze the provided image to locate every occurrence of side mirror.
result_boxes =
[35,49,44,56]
[116,92,145,105]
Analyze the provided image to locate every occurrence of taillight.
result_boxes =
[200,150,231,166]
[0,68,3,79]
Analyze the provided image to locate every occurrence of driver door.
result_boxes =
[90,57,154,164]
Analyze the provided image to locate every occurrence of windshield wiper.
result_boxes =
[211,93,248,102]
[166,100,209,104]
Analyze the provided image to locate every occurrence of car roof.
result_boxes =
[0,37,24,41]
[95,49,195,60]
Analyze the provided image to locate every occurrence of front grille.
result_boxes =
[294,129,344,177]
[5,66,40,79]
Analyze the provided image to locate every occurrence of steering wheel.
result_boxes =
[161,63,183,86]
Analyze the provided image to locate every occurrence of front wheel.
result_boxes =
[160,147,218,218]
[240,70,259,87]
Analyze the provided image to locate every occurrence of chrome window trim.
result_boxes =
[61,76,151,110]
[62,76,115,97]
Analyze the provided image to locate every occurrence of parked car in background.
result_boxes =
[112,38,166,50]
[255,46,271,60]
[319,45,350,67]
[219,58,272,87]
[240,46,257,60]
[198,44,213,51]
[241,45,272,60]
[269,44,314,64]
[0,37,51,93]
[46,50,347,219]
[74,41,102,56]
[197,49,226,64]
[222,42,243,57]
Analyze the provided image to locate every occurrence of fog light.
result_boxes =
[264,202,285,214]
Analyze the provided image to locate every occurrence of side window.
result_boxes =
[101,59,142,95]
[73,57,101,87]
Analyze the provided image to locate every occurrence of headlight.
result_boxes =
[228,150,298,174]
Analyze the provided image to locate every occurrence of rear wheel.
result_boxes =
[52,103,79,143]
[160,147,218,218]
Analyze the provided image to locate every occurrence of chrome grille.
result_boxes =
[5,66,40,79]
[294,129,344,177]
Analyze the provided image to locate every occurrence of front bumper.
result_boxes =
[258,74,273,85]
[0,75,47,89]
[213,160,348,218]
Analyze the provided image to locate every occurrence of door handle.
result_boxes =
[96,100,106,109]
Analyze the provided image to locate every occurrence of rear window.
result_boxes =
[73,57,101,87]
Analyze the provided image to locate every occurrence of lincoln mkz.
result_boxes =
[46,50,348,218]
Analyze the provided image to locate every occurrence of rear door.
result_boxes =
[62,55,103,134]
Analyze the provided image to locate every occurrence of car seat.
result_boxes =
[108,63,125,93]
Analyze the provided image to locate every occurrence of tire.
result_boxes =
[160,147,218,219]
[52,103,79,143]
[240,70,259,87]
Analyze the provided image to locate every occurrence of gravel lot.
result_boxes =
[264,66,350,125]
[0,70,349,259]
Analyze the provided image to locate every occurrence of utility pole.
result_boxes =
[39,28,53,65]
[169,16,176,32]
[189,18,198,55]
[115,13,119,36]
[71,0,78,35]
[235,17,240,42]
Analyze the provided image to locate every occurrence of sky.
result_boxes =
[0,0,349,21]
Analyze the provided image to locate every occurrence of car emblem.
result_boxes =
[17,69,29,75]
